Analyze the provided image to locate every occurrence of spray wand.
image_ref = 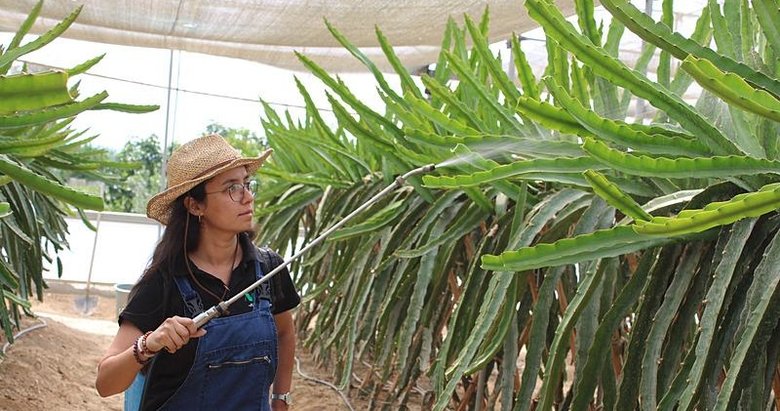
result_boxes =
[193,163,436,328]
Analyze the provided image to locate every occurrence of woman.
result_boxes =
[96,134,299,410]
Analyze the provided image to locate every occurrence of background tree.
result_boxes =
[82,123,264,214]
[204,122,266,157]
[103,134,164,213]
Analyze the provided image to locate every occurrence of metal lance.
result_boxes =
[193,163,436,328]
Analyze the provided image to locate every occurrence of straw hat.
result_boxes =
[146,134,272,225]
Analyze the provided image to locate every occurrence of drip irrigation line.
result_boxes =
[294,355,354,411]
[1,318,49,357]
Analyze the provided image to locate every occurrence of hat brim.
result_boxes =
[147,149,272,225]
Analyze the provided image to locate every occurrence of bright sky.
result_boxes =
[1,32,392,152]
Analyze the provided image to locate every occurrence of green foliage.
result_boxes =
[0,0,158,343]
[204,122,266,157]
[256,0,780,410]
[76,123,262,214]
[102,134,164,213]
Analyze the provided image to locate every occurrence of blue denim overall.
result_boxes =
[125,259,277,411]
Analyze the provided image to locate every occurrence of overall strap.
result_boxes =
[172,275,204,317]
[253,258,272,301]
[254,248,272,302]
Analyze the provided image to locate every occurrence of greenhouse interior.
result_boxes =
[1,0,779,410]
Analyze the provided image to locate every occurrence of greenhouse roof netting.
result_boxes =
[0,0,577,72]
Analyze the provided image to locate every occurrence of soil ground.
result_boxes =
[0,285,370,410]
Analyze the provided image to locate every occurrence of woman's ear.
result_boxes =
[183,196,204,217]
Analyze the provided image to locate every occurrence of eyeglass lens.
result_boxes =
[228,180,258,202]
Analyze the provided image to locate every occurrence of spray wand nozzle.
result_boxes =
[193,163,436,328]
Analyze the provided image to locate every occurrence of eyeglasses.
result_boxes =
[205,180,258,202]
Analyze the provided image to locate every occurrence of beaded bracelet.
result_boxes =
[139,331,157,356]
[131,331,158,365]
[132,336,151,365]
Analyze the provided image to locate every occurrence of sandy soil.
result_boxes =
[0,290,368,410]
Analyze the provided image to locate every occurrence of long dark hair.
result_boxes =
[128,183,207,302]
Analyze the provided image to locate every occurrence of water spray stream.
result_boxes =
[438,140,517,168]
[435,153,481,169]
[193,163,436,328]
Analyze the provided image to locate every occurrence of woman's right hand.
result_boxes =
[145,316,207,354]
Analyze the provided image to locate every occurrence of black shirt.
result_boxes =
[119,234,300,411]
